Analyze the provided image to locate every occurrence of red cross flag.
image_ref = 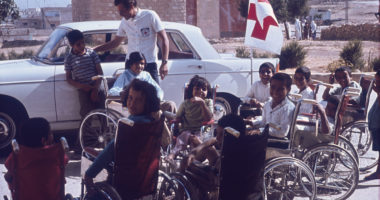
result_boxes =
[244,0,283,55]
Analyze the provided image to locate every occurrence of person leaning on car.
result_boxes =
[64,30,105,118]
[93,0,170,83]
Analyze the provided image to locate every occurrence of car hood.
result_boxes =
[0,59,55,83]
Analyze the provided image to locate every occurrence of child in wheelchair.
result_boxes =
[83,79,161,194]
[4,117,70,200]
[293,66,314,114]
[177,114,266,199]
[294,96,341,149]
[322,66,362,123]
[241,62,275,117]
[246,73,295,140]
[166,75,214,162]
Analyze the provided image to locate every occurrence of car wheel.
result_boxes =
[214,96,232,121]
[0,112,17,150]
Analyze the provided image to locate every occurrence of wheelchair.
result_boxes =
[79,70,126,155]
[3,137,74,200]
[80,115,173,200]
[272,97,359,200]
[339,76,379,171]
[157,125,270,200]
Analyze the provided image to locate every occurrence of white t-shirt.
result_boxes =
[296,87,314,114]
[257,98,295,138]
[245,80,270,103]
[117,9,164,63]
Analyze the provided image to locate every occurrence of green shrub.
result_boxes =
[7,50,34,60]
[371,57,380,72]
[339,40,364,71]
[327,59,353,73]
[278,41,306,70]
[235,46,253,58]
[0,52,7,60]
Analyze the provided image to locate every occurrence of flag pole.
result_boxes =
[250,47,254,85]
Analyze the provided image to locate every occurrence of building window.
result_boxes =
[23,23,28,26]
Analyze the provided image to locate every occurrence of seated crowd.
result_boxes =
[4,45,380,199]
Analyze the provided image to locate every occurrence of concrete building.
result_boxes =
[15,6,73,29]
[71,0,247,38]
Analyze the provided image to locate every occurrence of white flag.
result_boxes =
[244,0,283,55]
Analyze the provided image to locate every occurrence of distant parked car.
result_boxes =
[0,20,279,150]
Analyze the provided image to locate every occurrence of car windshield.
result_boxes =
[36,28,69,61]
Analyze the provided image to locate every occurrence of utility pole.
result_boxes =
[345,0,349,24]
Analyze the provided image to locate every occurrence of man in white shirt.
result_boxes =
[94,0,169,83]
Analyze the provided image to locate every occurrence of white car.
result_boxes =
[0,20,279,149]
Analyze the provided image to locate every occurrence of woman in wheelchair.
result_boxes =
[5,118,69,200]
[246,73,295,139]
[166,75,214,162]
[84,79,160,193]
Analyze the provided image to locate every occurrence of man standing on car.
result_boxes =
[94,0,169,83]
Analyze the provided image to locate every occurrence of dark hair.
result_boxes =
[19,118,50,148]
[66,29,84,45]
[114,0,136,9]
[218,114,246,137]
[185,75,212,99]
[125,51,146,69]
[270,72,292,91]
[121,79,160,115]
[326,95,340,108]
[295,66,311,82]
[335,66,352,77]
[259,62,275,74]
[376,70,380,77]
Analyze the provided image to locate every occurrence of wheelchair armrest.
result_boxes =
[60,137,69,152]
[83,147,101,159]
[267,137,290,149]
[202,119,215,126]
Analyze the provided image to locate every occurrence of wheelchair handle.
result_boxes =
[345,91,360,97]
[312,80,333,88]
[301,98,318,105]
[119,117,134,127]
[163,111,176,120]
[345,87,361,93]
[60,137,69,152]
[269,123,281,131]
[12,139,19,153]
[289,93,302,100]
[224,127,240,138]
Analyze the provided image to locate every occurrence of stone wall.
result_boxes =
[72,0,186,23]
[71,0,242,38]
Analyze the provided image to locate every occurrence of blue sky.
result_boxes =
[14,0,71,9]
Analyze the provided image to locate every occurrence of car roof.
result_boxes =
[58,20,220,60]
[58,20,201,33]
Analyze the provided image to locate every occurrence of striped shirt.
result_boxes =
[64,48,101,85]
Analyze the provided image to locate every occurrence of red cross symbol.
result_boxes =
[247,2,279,41]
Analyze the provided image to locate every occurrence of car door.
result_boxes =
[54,31,125,123]
[159,31,206,106]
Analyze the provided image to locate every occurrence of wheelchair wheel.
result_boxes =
[336,135,359,163]
[302,144,359,200]
[341,121,379,171]
[157,171,191,200]
[83,181,122,200]
[80,109,122,151]
[264,157,317,200]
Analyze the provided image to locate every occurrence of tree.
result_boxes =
[0,0,20,22]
